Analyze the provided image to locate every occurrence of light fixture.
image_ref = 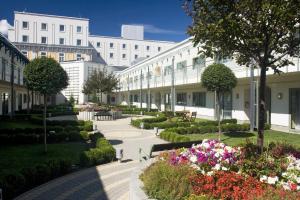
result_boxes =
[277,92,283,99]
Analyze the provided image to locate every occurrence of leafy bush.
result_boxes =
[140,161,195,200]
[83,121,93,131]
[80,137,115,167]
[80,131,89,141]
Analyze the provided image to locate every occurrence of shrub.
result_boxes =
[68,131,82,141]
[140,161,195,200]
[0,171,26,199]
[80,131,89,140]
[34,164,51,184]
[83,121,93,131]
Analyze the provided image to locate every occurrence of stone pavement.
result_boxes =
[15,116,167,200]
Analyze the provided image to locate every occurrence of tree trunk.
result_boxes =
[217,91,221,141]
[257,67,266,154]
[43,94,47,153]
[31,91,34,109]
[27,88,30,114]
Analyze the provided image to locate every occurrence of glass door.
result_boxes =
[290,88,300,130]
[220,92,232,119]
[164,93,171,111]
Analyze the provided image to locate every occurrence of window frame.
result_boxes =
[41,36,47,44]
[76,39,82,46]
[76,26,82,33]
[41,23,48,31]
[59,24,65,32]
[22,35,29,43]
[22,21,29,29]
[59,38,65,45]
[192,92,206,107]
[176,93,187,106]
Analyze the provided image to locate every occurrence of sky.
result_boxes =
[0,0,191,42]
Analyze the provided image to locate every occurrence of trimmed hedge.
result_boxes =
[80,137,115,167]
[160,131,191,143]
[0,159,72,200]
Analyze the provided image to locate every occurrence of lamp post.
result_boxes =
[171,56,175,115]
[250,60,255,132]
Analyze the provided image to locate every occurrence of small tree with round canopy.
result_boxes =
[201,63,237,140]
[24,57,68,152]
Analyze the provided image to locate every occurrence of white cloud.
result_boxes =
[133,24,184,35]
[0,19,12,36]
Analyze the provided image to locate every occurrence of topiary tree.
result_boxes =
[201,63,237,140]
[24,57,68,152]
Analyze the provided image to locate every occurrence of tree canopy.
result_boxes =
[24,57,68,95]
[201,63,237,93]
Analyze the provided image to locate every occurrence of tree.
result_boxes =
[184,0,300,153]
[201,63,237,140]
[24,57,68,152]
[82,69,119,104]
[69,93,75,106]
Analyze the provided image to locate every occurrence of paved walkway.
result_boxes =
[16,116,166,200]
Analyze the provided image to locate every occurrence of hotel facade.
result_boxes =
[116,38,300,133]
[6,12,176,103]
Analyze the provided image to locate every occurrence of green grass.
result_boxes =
[0,120,42,129]
[186,130,300,148]
[0,142,87,176]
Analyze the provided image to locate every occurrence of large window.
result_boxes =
[110,43,114,48]
[193,92,206,107]
[41,23,47,30]
[59,53,64,62]
[77,26,82,33]
[176,93,187,105]
[134,94,139,102]
[59,38,65,45]
[193,55,206,69]
[40,52,47,58]
[22,35,28,42]
[41,37,47,44]
[97,42,100,47]
[59,25,65,32]
[22,21,28,29]
[164,65,172,76]
[135,45,138,50]
[176,60,187,71]
[122,44,126,49]
[76,39,82,46]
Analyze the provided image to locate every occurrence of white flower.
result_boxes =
[296,177,300,184]
[260,175,268,182]
[267,176,279,185]
[222,166,228,171]
[213,164,221,170]
[190,155,197,163]
[207,171,214,176]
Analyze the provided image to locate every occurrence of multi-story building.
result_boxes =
[0,33,42,116]
[116,38,300,132]
[8,11,94,62]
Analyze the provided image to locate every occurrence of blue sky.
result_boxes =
[0,0,191,42]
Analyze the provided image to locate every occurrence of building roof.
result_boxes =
[14,11,89,21]
[0,33,29,63]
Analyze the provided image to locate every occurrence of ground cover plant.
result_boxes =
[141,140,300,200]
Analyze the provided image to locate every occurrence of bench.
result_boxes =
[94,111,112,121]
[149,140,203,158]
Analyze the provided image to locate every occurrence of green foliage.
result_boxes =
[69,94,75,106]
[24,57,68,95]
[201,63,237,93]
[140,161,195,200]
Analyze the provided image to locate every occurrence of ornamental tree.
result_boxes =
[184,0,300,153]
[201,63,237,140]
[24,57,68,152]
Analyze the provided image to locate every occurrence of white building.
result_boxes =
[59,60,109,104]
[0,33,42,116]
[116,38,300,133]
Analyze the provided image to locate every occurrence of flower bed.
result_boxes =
[141,140,300,200]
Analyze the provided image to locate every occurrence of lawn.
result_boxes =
[186,130,300,148]
[0,142,87,176]
[0,120,42,129]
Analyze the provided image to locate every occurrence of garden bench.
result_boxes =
[188,112,197,122]
[94,111,112,121]
[149,140,203,157]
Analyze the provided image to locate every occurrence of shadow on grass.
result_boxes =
[223,131,255,138]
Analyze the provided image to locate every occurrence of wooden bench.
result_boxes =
[149,140,202,157]
[94,111,112,121]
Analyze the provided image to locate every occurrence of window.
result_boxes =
[134,54,138,59]
[41,37,47,44]
[1,59,6,80]
[146,46,150,51]
[110,43,114,48]
[122,44,126,49]
[193,55,206,69]
[135,45,138,50]
[193,92,206,107]
[77,26,82,33]
[158,47,161,51]
[22,35,28,42]
[40,52,47,58]
[76,54,82,61]
[76,39,82,46]
[134,94,139,102]
[17,68,20,84]
[59,25,65,32]
[59,38,65,45]
[96,42,100,48]
[147,55,150,58]
[22,21,28,29]
[122,54,126,59]
[176,93,187,105]
[110,53,114,58]
[21,51,28,57]
[23,94,27,103]
[177,60,187,70]
[59,53,64,62]
[41,23,47,30]
[164,65,172,76]
[96,52,100,57]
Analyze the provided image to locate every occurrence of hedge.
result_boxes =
[0,159,72,200]
[80,137,115,167]
[160,131,191,143]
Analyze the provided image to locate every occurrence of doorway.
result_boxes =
[290,88,300,130]
[164,93,171,111]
